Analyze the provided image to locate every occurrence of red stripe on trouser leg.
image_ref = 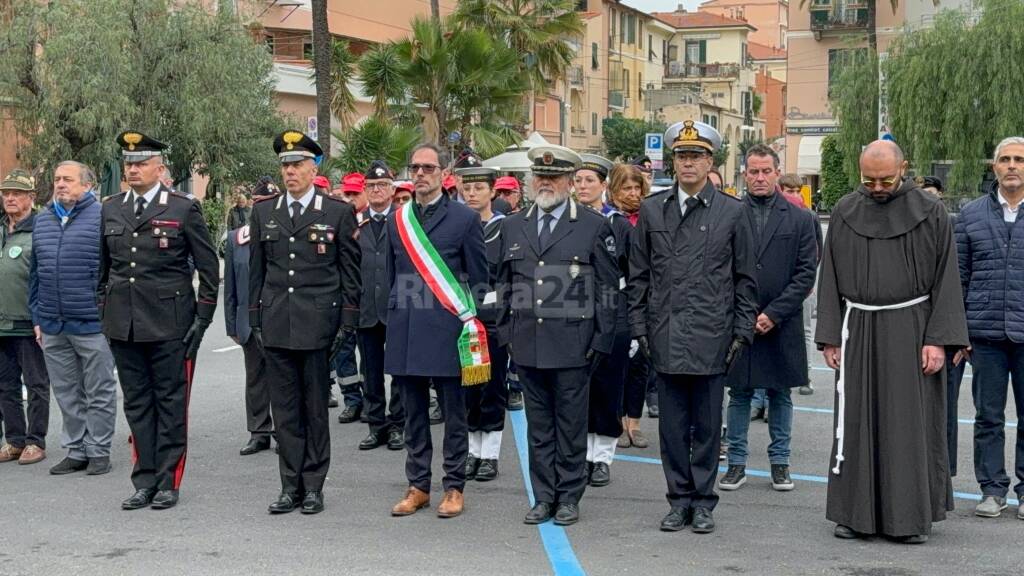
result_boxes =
[129,434,138,464]
[172,359,195,490]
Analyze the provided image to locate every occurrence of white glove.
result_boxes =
[629,339,639,359]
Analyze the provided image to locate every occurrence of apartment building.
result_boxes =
[698,0,789,48]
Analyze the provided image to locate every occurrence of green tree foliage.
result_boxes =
[819,135,850,209]
[601,116,668,162]
[885,0,1024,194]
[453,0,584,95]
[0,0,285,197]
[713,137,731,169]
[829,48,878,188]
[323,119,421,178]
[328,38,358,130]
[356,15,525,157]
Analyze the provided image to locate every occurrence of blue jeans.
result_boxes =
[330,331,362,408]
[725,388,793,467]
[751,389,767,410]
[970,340,1024,498]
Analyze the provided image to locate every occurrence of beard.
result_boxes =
[532,188,569,211]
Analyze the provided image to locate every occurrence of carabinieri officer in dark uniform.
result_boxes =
[100,131,220,510]
[249,131,361,515]
[497,145,619,526]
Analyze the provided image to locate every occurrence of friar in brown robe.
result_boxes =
[815,140,968,541]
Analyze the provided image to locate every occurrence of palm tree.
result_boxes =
[329,39,358,130]
[453,0,583,93]
[311,0,332,158]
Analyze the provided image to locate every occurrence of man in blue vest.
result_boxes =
[30,161,118,476]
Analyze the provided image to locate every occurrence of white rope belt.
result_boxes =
[832,294,930,476]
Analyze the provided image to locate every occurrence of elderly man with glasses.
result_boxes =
[815,139,967,543]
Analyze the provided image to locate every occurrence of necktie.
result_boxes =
[682,196,699,219]
[539,213,554,251]
[290,201,302,225]
[371,213,384,237]
[135,197,146,218]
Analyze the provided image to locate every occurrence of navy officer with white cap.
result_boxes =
[99,131,220,510]
[249,130,361,515]
[497,145,619,526]
[626,120,757,534]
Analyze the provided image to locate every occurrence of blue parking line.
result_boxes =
[614,455,1021,507]
[510,410,586,576]
[791,405,1018,427]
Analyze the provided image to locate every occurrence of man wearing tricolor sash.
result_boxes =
[387,143,489,520]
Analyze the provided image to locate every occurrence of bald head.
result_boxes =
[859,140,908,200]
[860,140,905,166]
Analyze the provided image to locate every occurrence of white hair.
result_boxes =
[994,137,1024,162]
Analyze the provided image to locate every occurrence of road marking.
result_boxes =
[791,405,1017,428]
[614,455,1021,507]
[212,345,241,353]
[811,365,974,380]
[509,410,586,576]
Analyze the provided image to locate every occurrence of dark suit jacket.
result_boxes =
[383,194,488,377]
[98,185,219,342]
[626,181,758,375]
[357,206,394,328]
[727,195,818,391]
[496,201,619,369]
[248,191,361,350]
[223,226,253,344]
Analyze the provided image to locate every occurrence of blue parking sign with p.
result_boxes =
[646,134,662,151]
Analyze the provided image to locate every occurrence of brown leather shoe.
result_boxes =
[0,443,23,463]
[391,486,430,516]
[437,488,464,518]
[18,445,45,465]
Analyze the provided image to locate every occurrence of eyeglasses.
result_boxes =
[860,175,900,188]
[365,182,392,191]
[673,152,709,163]
[407,164,441,175]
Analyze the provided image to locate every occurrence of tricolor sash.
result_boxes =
[394,203,490,386]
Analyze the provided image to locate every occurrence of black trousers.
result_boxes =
[263,346,331,494]
[242,336,273,438]
[944,351,966,476]
[519,366,589,505]
[0,336,50,448]
[466,331,508,433]
[358,323,403,434]
[588,329,629,437]
[623,353,650,420]
[396,375,467,493]
[109,338,191,491]
[658,372,725,510]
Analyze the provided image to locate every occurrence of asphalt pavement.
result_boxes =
[2,295,1023,576]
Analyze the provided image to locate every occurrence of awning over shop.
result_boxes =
[797,135,824,176]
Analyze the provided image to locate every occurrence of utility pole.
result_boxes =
[311,0,332,159]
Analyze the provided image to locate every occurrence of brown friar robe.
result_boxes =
[815,181,968,537]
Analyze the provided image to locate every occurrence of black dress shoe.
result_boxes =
[240,436,271,456]
[475,459,498,482]
[301,491,324,514]
[590,462,610,487]
[359,431,387,450]
[524,502,554,524]
[268,492,301,514]
[660,507,692,532]
[337,405,361,424]
[151,490,179,510]
[122,488,156,510]
[465,455,480,481]
[387,429,404,451]
[554,503,580,526]
[691,507,715,533]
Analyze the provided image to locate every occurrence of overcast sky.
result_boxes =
[620,0,704,13]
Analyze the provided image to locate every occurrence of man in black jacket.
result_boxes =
[99,131,220,510]
[627,121,757,534]
[249,131,361,515]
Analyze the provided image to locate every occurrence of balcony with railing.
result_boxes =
[664,62,741,81]
[809,1,870,32]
